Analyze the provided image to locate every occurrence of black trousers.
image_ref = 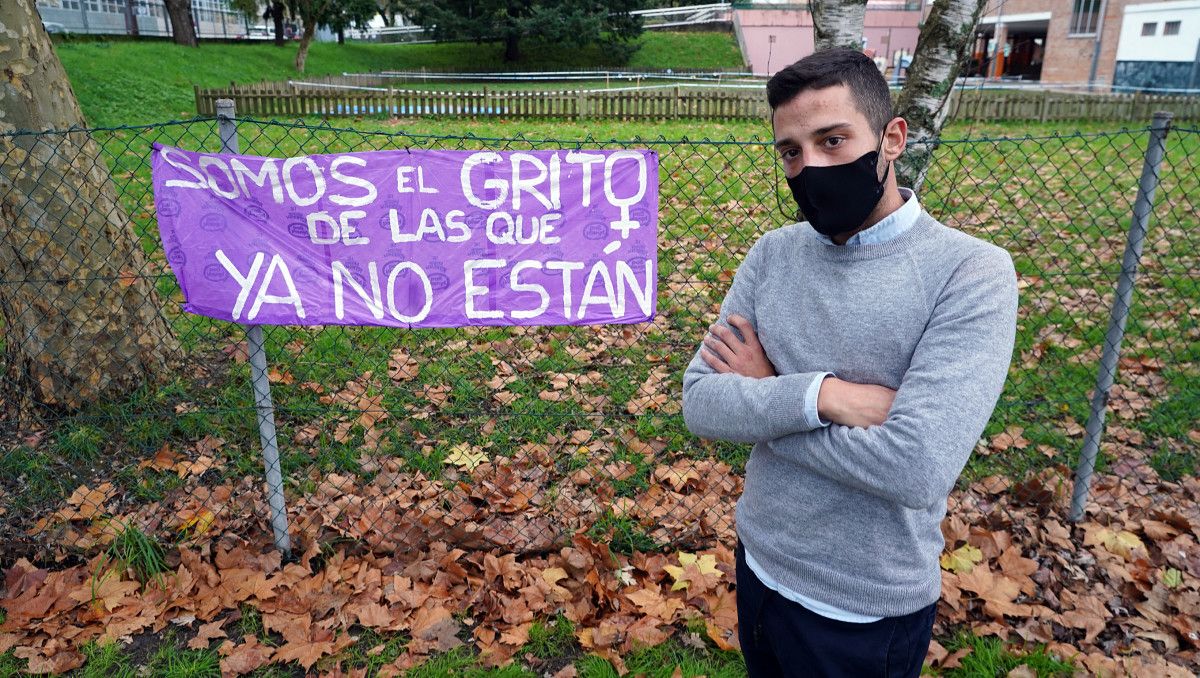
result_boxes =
[735,541,937,678]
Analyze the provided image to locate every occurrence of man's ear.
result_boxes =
[884,117,908,162]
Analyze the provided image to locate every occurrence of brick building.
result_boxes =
[733,0,1191,88]
[970,0,1200,88]
[734,1,927,76]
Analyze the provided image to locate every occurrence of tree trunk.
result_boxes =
[337,26,345,45]
[162,0,199,47]
[504,34,520,62]
[0,0,180,426]
[272,0,286,46]
[810,0,867,51]
[894,0,986,190]
[123,0,140,37]
[295,22,317,72]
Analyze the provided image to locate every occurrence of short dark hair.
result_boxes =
[767,48,894,133]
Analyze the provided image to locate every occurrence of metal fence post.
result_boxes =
[216,99,293,557]
[1069,111,1173,522]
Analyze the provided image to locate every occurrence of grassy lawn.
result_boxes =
[56,32,745,127]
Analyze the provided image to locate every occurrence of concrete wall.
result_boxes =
[736,8,815,74]
[1115,0,1200,61]
[1113,59,1200,87]
[1040,0,1137,84]
[864,10,922,61]
[736,0,1200,87]
[735,7,923,75]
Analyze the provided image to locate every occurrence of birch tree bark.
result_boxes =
[894,0,987,190]
[808,0,985,190]
[811,0,867,51]
[0,0,179,424]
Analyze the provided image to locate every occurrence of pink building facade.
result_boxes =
[734,2,927,76]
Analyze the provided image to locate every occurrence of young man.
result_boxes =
[681,49,1018,677]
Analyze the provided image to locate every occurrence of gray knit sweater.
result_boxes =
[682,211,1018,617]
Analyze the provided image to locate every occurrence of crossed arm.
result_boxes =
[681,241,1018,510]
[700,315,898,430]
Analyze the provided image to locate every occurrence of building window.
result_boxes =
[1068,0,1102,35]
[1164,21,1181,35]
[84,0,124,13]
[1141,22,1157,36]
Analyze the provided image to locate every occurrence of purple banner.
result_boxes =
[151,144,658,328]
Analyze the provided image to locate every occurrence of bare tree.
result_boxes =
[293,0,334,72]
[162,0,200,47]
[811,0,868,51]
[809,0,986,189]
[0,0,179,424]
[269,0,287,46]
[893,0,988,189]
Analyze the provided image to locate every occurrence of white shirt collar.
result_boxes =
[815,187,920,247]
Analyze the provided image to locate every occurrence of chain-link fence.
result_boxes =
[1,112,1196,570]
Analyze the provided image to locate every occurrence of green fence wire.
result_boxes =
[0,115,1196,566]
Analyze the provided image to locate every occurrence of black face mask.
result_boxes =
[785,134,890,238]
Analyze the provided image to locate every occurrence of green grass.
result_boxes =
[625,32,744,72]
[55,32,744,126]
[932,631,1077,677]
[335,629,410,674]
[55,424,106,462]
[76,641,140,678]
[525,614,577,660]
[0,633,223,678]
[234,604,269,644]
[101,521,170,584]
[151,648,221,678]
[404,646,535,678]
[587,512,661,554]
[577,637,746,678]
[0,650,22,678]
[0,444,72,514]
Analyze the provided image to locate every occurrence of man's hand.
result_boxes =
[817,377,897,429]
[700,314,777,378]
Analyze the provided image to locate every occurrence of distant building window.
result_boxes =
[1068,0,1103,35]
[1164,21,1181,35]
[84,0,125,13]
[1141,22,1157,36]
